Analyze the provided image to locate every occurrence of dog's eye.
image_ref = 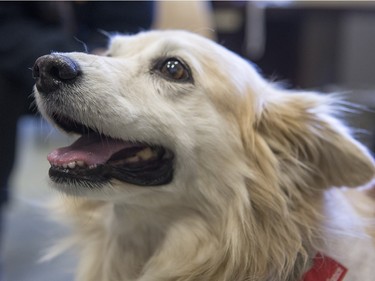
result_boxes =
[159,59,191,82]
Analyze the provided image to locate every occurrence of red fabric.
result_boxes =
[302,253,347,281]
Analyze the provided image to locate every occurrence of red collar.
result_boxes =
[302,253,347,281]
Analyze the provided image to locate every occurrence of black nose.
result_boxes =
[33,54,80,93]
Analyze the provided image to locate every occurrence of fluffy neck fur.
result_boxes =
[58,143,330,281]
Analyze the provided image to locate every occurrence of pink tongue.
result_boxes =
[47,135,132,166]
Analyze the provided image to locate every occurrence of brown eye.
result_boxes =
[159,59,191,82]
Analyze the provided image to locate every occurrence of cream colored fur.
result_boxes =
[35,30,375,281]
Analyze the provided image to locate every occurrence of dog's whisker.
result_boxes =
[74,36,89,53]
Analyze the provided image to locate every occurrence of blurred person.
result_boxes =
[0,0,154,236]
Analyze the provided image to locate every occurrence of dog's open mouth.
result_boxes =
[47,114,174,187]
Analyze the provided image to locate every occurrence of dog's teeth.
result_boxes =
[62,163,68,169]
[89,164,97,169]
[76,161,85,167]
[123,147,155,164]
[68,162,76,169]
[125,156,140,163]
[137,148,153,160]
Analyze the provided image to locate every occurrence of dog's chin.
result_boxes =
[49,180,110,197]
[49,179,133,200]
[50,178,174,203]
[45,112,175,191]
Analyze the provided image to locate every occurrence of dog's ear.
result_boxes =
[253,91,374,189]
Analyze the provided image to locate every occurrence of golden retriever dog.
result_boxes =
[32,30,375,281]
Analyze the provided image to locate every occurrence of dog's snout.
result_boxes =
[33,54,80,93]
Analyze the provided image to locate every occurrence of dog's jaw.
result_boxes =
[34,87,175,193]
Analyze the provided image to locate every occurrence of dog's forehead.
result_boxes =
[108,31,217,58]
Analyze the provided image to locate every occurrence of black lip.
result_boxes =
[108,150,174,186]
[51,112,96,135]
[49,165,110,186]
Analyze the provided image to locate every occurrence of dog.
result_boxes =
[33,30,375,281]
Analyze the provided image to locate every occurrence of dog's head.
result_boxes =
[32,30,253,198]
[34,30,374,279]
[33,30,374,197]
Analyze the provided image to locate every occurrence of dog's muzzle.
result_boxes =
[32,54,174,189]
[32,54,80,93]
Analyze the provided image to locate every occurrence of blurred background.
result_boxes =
[1,1,374,280]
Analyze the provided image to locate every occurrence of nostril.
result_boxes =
[49,65,75,81]
[32,64,40,79]
[49,66,60,80]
